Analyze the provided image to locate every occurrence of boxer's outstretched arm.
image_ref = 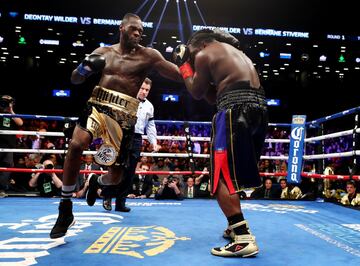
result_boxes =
[151,49,183,82]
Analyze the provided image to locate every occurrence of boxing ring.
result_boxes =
[1,198,360,266]
[1,107,360,266]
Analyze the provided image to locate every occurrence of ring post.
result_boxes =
[287,115,307,184]
[184,122,195,174]
[350,113,360,179]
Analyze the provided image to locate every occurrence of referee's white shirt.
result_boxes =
[135,98,157,145]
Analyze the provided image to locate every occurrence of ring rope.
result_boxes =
[0,130,212,141]
[0,148,96,155]
[142,135,210,141]
[304,128,360,143]
[303,151,360,160]
[307,106,360,126]
[0,148,211,158]
[3,106,360,128]
[140,152,210,158]
[260,155,289,160]
[2,148,360,160]
[265,139,290,143]
[4,129,359,143]
[0,113,293,127]
[0,130,65,137]
[1,167,359,181]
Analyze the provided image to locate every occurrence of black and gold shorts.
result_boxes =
[79,86,139,166]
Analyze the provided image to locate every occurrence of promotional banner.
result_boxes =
[287,115,307,184]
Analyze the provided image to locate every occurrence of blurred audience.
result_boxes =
[251,178,280,199]
[28,159,62,197]
[155,176,183,200]
[127,163,154,199]
[340,180,360,206]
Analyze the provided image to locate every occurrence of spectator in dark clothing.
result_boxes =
[0,95,23,196]
[251,178,280,199]
[155,176,183,200]
[9,156,31,192]
[127,163,154,199]
[194,167,211,198]
[28,159,62,197]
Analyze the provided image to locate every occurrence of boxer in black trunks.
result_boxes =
[173,29,268,257]
[50,13,182,239]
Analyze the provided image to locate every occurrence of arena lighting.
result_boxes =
[184,0,193,33]
[176,0,185,42]
[150,0,170,45]
[52,89,70,97]
[135,0,151,14]
[259,52,270,58]
[280,53,291,59]
[165,46,174,53]
[162,94,179,102]
[99,42,111,47]
[266,99,280,106]
[72,41,84,47]
[39,39,60,45]
[9,12,19,18]
[355,58,360,63]
[319,55,327,62]
[18,36,26,45]
[193,0,207,26]
[143,0,159,22]
[0,36,3,43]
[338,54,345,63]
[301,53,309,61]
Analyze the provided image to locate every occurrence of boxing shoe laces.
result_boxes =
[223,226,235,240]
[211,234,259,257]
[223,220,252,240]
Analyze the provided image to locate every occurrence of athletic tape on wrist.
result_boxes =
[76,63,92,77]
[179,62,194,80]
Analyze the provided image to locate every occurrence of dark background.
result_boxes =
[0,0,359,123]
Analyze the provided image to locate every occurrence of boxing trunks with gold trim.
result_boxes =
[210,81,268,194]
[78,86,139,166]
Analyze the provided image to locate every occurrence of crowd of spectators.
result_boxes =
[0,119,359,208]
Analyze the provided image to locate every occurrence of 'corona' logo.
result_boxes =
[85,226,190,258]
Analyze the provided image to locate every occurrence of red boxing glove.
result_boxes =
[179,62,194,80]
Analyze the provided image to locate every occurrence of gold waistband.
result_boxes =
[88,86,139,117]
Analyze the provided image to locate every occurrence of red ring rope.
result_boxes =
[0,167,359,180]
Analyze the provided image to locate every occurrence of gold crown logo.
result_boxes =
[84,226,190,258]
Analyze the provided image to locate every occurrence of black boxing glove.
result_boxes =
[173,44,194,80]
[76,53,106,77]
[173,44,190,66]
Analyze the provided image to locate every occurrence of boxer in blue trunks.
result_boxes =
[173,29,268,257]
